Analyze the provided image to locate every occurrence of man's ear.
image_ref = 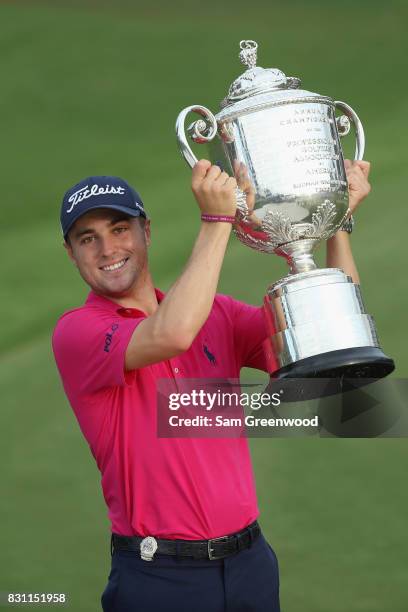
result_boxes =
[144,219,152,247]
[64,240,78,267]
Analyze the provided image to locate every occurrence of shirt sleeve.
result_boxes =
[52,307,143,395]
[222,296,269,372]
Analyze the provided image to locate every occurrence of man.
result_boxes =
[52,158,371,611]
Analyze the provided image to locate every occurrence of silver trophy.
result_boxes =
[176,40,394,379]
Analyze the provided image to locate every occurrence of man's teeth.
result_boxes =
[102,258,127,271]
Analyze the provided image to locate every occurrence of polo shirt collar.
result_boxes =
[85,288,165,318]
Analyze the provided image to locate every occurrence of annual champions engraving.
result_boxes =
[280,106,330,127]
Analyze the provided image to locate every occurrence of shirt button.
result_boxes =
[174,367,179,374]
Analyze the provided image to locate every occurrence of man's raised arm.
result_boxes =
[326,159,371,283]
[125,160,237,370]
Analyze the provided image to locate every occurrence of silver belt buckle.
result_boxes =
[208,535,229,561]
[140,536,158,561]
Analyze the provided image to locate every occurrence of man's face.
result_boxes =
[65,208,151,298]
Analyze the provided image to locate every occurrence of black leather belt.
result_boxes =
[111,520,261,561]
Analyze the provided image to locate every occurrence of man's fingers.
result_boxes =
[235,161,253,192]
[214,171,231,184]
[355,160,370,178]
[224,176,237,190]
[191,159,212,186]
[233,159,241,174]
[205,164,223,181]
[345,157,372,214]
[344,159,371,179]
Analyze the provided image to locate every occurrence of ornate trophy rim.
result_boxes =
[216,93,334,123]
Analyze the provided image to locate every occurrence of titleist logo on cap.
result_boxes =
[66,184,126,213]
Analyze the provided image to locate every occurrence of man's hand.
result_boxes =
[192,159,237,216]
[327,159,371,283]
[125,163,237,369]
[344,159,371,215]
[234,159,256,212]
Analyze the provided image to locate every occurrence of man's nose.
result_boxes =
[100,234,118,258]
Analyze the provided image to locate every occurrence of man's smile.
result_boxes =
[99,257,129,272]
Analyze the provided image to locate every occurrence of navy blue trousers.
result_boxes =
[101,532,280,611]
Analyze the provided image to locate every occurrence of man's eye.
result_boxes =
[81,236,95,245]
[114,227,128,233]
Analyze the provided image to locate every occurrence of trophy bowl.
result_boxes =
[176,40,394,380]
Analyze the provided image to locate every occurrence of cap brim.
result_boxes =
[63,204,146,240]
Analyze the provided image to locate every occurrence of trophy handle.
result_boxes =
[334,100,365,161]
[175,105,218,168]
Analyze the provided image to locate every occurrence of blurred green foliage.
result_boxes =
[1,1,407,610]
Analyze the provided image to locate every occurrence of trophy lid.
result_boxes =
[221,41,302,107]
[217,41,328,121]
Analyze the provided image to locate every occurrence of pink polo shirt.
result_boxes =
[52,289,269,539]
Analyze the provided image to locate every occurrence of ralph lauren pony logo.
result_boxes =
[203,344,217,366]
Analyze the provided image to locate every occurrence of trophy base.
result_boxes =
[265,268,395,381]
[265,347,395,402]
[272,346,395,380]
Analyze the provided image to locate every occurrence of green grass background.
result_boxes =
[1,1,407,610]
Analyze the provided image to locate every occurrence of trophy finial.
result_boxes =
[239,40,258,69]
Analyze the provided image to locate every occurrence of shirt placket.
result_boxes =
[165,357,182,393]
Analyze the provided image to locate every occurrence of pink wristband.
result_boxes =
[201,214,236,223]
